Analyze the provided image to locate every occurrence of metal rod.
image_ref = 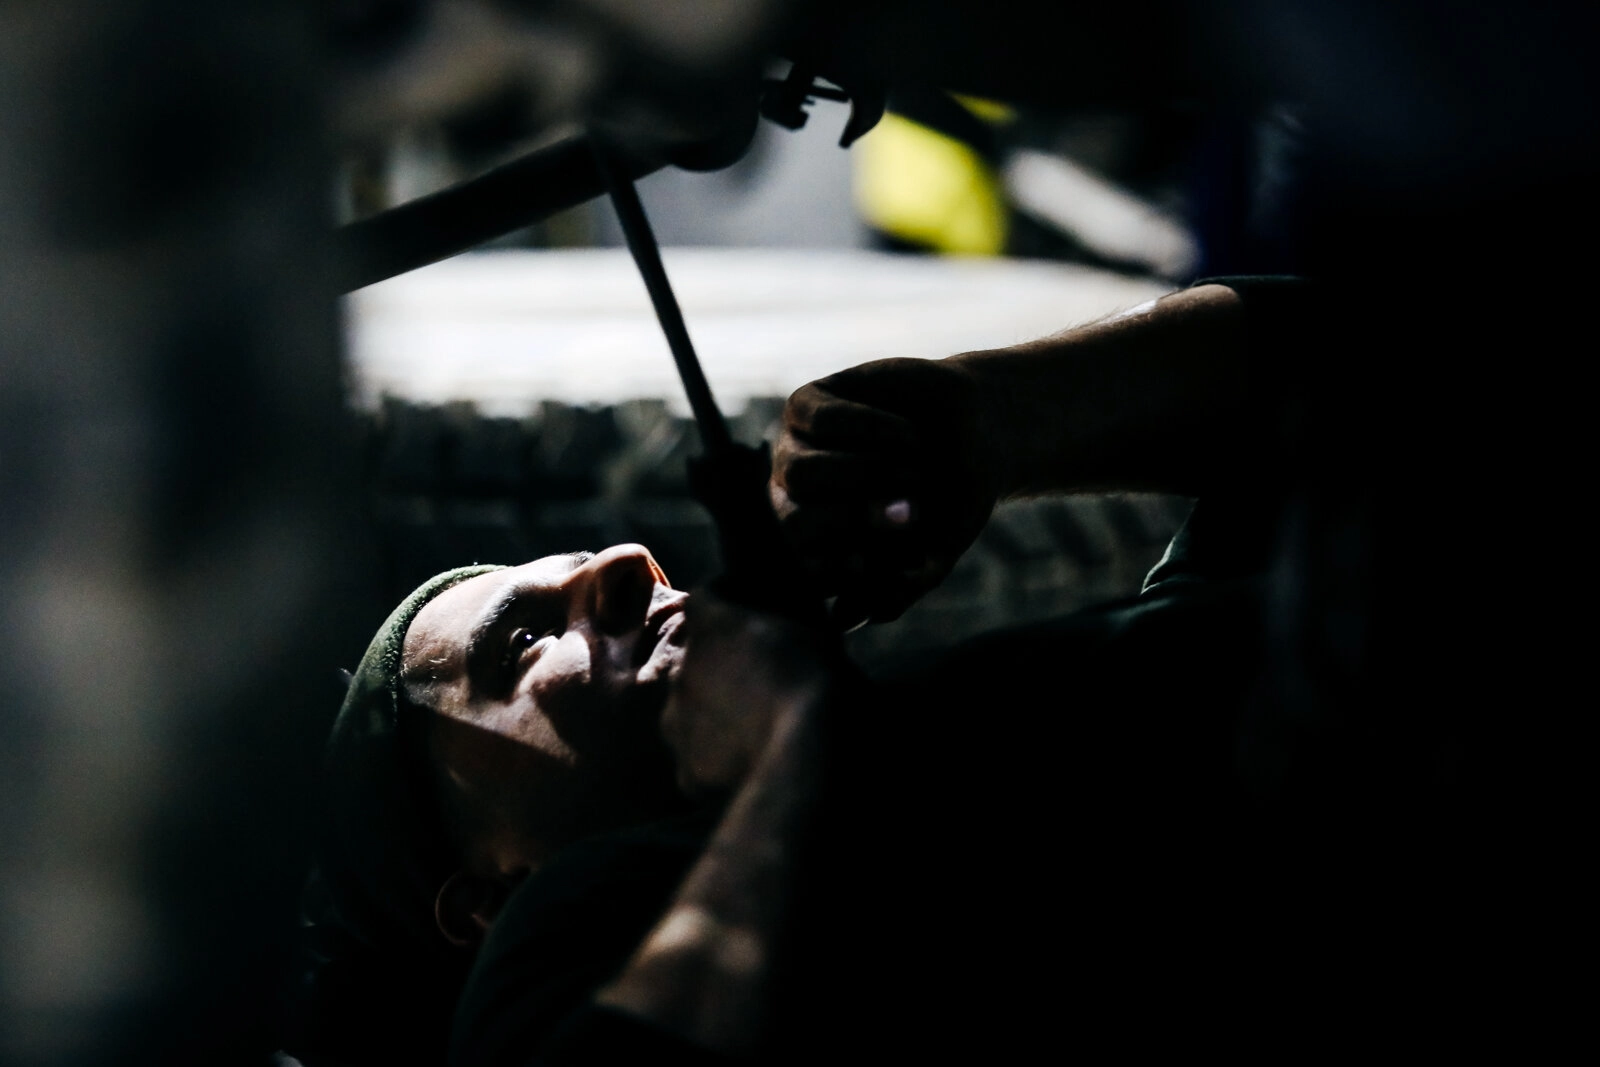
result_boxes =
[335,134,662,293]
[590,139,735,458]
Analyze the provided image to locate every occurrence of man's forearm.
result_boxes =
[950,282,1251,497]
[596,684,828,1057]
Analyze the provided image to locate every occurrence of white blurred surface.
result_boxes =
[346,248,1172,416]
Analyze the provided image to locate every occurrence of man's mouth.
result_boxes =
[636,593,688,668]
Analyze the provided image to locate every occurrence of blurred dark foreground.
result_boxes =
[3,2,1595,1063]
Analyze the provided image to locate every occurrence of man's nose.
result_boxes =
[577,544,667,634]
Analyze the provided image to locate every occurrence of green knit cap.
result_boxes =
[318,564,507,952]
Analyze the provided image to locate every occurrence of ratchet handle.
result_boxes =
[688,442,827,627]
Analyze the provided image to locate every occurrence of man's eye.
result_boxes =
[503,626,556,667]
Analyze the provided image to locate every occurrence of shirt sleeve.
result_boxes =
[1131,274,1317,590]
[1192,273,1315,398]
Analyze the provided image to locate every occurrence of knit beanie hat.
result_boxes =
[317,564,507,952]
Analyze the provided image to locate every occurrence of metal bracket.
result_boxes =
[760,64,884,148]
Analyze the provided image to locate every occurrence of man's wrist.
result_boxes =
[941,348,1036,499]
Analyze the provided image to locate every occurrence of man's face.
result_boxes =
[402,544,690,871]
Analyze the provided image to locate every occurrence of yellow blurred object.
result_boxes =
[853,112,1007,256]
[950,95,1016,124]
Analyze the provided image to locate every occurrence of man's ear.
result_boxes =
[434,872,509,948]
